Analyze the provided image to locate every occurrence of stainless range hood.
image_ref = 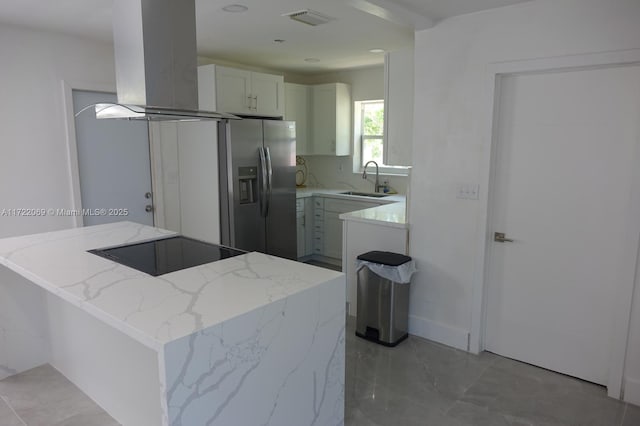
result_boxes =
[97,0,236,121]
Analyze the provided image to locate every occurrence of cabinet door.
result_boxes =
[215,66,251,114]
[383,48,414,166]
[285,83,310,155]
[321,197,385,260]
[296,198,306,258]
[312,84,337,155]
[296,215,305,258]
[251,72,284,117]
[323,211,343,259]
[334,83,351,156]
[304,197,314,256]
[197,64,217,111]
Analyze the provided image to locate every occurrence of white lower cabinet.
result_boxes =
[315,197,386,261]
[298,195,389,262]
[312,197,324,256]
[296,199,305,258]
[323,211,342,259]
[296,198,315,259]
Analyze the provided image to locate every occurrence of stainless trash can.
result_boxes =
[355,251,415,347]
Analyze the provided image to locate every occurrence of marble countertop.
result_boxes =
[297,188,407,228]
[0,221,343,351]
[339,202,408,229]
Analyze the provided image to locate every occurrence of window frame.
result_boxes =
[353,100,409,176]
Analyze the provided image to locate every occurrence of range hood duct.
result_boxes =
[96,0,236,121]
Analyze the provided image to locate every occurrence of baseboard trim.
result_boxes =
[408,315,469,351]
[624,377,640,405]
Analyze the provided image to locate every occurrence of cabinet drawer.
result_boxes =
[313,197,324,209]
[313,237,323,249]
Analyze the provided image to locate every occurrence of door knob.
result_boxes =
[145,205,154,212]
[145,192,152,199]
[494,232,514,243]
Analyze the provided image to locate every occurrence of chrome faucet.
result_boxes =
[362,160,382,193]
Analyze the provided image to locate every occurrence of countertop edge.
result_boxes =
[0,256,164,352]
[297,188,407,227]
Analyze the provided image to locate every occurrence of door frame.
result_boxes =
[61,81,157,227]
[470,49,640,399]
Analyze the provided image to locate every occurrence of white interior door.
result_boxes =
[73,90,154,226]
[486,64,640,386]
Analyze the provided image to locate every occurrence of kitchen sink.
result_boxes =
[339,191,389,198]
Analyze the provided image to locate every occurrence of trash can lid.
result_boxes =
[357,251,412,266]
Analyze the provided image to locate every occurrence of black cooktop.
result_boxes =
[89,236,246,276]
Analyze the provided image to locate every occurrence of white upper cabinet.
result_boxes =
[198,65,284,117]
[197,64,218,111]
[250,72,285,117]
[284,83,311,155]
[383,48,414,166]
[215,66,251,114]
[285,82,351,157]
[310,83,351,156]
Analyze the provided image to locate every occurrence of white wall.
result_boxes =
[0,24,116,238]
[293,66,409,194]
[409,0,640,403]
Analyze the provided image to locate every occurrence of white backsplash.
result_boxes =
[301,155,408,194]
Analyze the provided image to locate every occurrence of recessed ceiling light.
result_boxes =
[222,4,248,13]
[369,48,385,53]
[304,58,320,63]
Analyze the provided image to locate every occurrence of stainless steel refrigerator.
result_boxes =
[218,119,297,260]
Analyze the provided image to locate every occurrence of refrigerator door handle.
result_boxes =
[264,146,273,217]
[258,147,268,218]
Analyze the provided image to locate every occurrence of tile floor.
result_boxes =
[0,365,118,426]
[1,318,639,426]
[345,317,640,426]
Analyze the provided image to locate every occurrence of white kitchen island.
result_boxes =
[0,221,345,426]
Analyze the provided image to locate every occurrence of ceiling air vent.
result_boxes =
[283,9,335,26]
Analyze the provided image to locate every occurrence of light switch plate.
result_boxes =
[456,183,480,200]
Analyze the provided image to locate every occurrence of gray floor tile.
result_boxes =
[459,357,626,426]
[622,404,640,426]
[0,364,118,426]
[408,333,498,400]
[446,400,533,426]
[0,397,25,426]
[345,316,634,426]
[348,376,465,426]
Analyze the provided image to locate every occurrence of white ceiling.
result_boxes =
[0,0,532,74]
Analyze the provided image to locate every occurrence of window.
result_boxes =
[360,101,384,167]
[353,100,409,175]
